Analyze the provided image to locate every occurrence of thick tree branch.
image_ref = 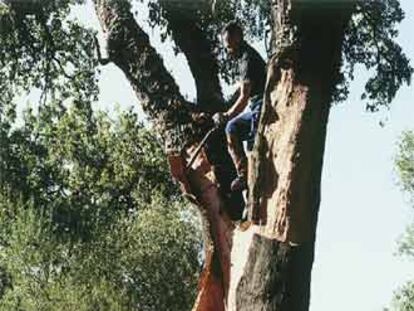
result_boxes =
[232,2,355,310]
[162,10,224,112]
[160,3,244,222]
[94,0,200,152]
[93,2,242,311]
[93,35,110,65]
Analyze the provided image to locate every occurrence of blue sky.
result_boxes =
[313,1,414,309]
[66,1,414,310]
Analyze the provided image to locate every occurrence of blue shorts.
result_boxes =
[225,97,262,151]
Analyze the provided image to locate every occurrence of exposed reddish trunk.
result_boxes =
[93,2,238,311]
[231,3,353,310]
[170,148,233,311]
[93,1,354,310]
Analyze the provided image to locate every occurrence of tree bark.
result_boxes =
[93,2,239,311]
[162,8,223,111]
[231,2,354,310]
[161,9,245,222]
[93,1,355,311]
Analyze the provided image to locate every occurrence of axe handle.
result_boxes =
[185,128,217,170]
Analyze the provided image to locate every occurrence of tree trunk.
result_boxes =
[93,1,354,310]
[93,2,239,311]
[230,2,354,310]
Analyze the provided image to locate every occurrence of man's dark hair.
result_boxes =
[222,21,243,39]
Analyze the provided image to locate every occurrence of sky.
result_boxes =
[64,1,414,310]
[313,1,414,309]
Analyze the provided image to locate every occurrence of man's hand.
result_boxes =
[225,81,251,120]
[191,112,209,124]
[212,112,229,127]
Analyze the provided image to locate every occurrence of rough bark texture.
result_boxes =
[94,0,198,152]
[234,2,354,310]
[93,1,355,310]
[162,8,245,221]
[162,9,223,111]
[93,2,242,311]
[236,235,314,311]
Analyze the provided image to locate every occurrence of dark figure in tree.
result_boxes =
[213,21,266,192]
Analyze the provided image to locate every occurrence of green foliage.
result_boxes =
[148,0,413,108]
[396,131,414,198]
[1,0,411,110]
[0,196,200,311]
[389,131,414,310]
[396,131,414,258]
[342,0,412,111]
[143,0,270,85]
[389,282,414,311]
[0,101,202,310]
[0,1,412,308]
[0,0,98,108]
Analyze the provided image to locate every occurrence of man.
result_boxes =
[213,21,266,192]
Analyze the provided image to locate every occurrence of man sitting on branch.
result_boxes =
[213,21,266,192]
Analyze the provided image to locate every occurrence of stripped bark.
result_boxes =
[232,2,354,310]
[93,0,356,310]
[161,8,245,222]
[93,2,239,311]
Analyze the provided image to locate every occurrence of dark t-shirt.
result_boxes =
[236,41,266,99]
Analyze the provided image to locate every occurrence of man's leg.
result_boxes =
[225,111,252,191]
[246,98,263,151]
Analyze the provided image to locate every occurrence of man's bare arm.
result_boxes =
[226,88,240,108]
[224,81,251,119]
